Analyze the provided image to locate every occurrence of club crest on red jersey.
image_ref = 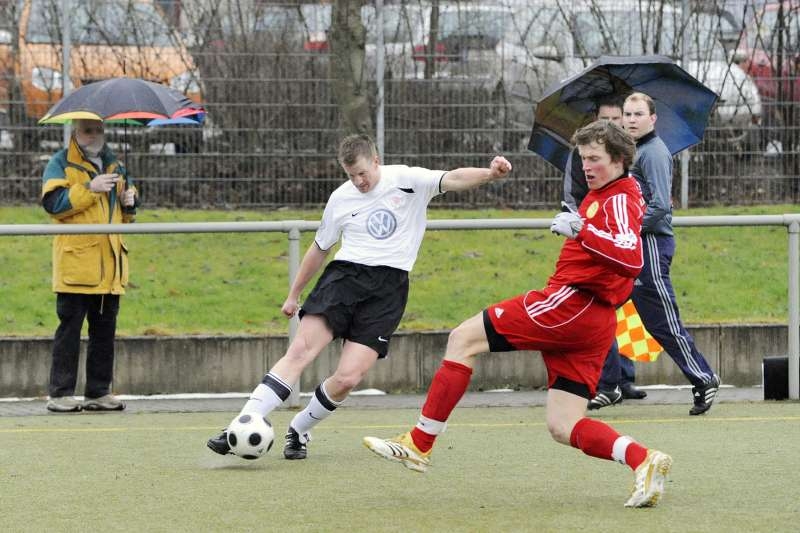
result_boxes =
[587,201,599,218]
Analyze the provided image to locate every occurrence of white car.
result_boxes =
[363,2,513,85]
[500,0,762,149]
[362,3,428,80]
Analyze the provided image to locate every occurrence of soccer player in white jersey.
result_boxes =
[208,134,512,460]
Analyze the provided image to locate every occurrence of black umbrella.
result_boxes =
[528,55,719,172]
[38,77,204,125]
[38,77,204,162]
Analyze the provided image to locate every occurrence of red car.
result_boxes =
[730,1,800,152]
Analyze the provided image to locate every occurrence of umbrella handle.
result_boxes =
[560,201,578,214]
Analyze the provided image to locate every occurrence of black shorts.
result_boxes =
[299,260,409,358]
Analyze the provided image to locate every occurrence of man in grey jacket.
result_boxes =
[623,92,720,415]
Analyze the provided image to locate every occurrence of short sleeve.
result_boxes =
[401,166,446,201]
[314,198,342,251]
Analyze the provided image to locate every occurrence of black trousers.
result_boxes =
[49,293,120,398]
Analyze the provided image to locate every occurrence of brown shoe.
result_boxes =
[83,394,125,411]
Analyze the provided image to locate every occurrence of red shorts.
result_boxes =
[485,285,616,396]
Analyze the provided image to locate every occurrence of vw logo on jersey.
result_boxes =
[366,209,397,240]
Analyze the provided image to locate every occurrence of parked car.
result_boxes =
[0,0,201,150]
[0,22,12,149]
[362,3,428,80]
[404,3,513,85]
[188,2,332,154]
[729,1,800,152]
[500,0,762,151]
[248,3,331,52]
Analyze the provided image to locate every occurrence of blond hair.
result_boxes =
[337,134,377,166]
[624,92,656,115]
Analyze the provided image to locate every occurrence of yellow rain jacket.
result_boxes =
[41,136,138,295]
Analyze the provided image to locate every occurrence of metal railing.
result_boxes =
[1,214,799,400]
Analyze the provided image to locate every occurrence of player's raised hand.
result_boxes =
[489,156,512,180]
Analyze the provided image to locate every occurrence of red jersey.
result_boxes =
[547,175,644,306]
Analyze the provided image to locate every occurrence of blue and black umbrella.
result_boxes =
[528,54,719,172]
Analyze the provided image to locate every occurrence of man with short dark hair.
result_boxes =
[208,133,512,460]
[623,92,720,415]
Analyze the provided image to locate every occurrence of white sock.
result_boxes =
[612,436,634,465]
[415,414,447,435]
[239,373,292,418]
[290,381,341,439]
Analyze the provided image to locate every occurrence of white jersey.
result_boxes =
[315,164,445,271]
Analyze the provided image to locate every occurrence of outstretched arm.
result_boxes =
[440,156,512,192]
[281,242,330,317]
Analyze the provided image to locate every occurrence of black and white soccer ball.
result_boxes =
[226,413,274,460]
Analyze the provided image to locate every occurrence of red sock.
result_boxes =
[624,442,648,470]
[411,360,472,452]
[570,418,648,470]
[570,417,620,460]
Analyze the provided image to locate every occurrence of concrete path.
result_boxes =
[0,385,764,417]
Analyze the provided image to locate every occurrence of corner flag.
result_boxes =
[615,300,662,362]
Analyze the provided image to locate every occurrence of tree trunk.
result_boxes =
[329,0,372,135]
[424,1,439,80]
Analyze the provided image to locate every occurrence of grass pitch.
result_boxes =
[2,402,799,532]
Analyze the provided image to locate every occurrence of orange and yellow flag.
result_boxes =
[615,300,662,362]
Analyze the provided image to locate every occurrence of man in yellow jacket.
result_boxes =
[41,118,139,412]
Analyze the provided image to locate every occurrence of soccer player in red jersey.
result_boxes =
[364,120,673,508]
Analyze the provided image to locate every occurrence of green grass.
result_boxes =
[1,403,799,532]
[0,204,796,336]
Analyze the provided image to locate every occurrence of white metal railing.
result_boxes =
[2,215,799,400]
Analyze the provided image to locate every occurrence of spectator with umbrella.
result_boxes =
[41,117,138,412]
[38,77,203,413]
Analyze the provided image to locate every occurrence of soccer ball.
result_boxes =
[226,413,274,460]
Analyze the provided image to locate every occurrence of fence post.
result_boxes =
[376,0,385,159]
[60,0,72,147]
[679,0,689,209]
[286,226,301,407]
[788,220,799,400]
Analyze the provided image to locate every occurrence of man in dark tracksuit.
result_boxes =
[623,92,720,415]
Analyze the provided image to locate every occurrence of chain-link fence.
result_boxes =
[1,0,798,208]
